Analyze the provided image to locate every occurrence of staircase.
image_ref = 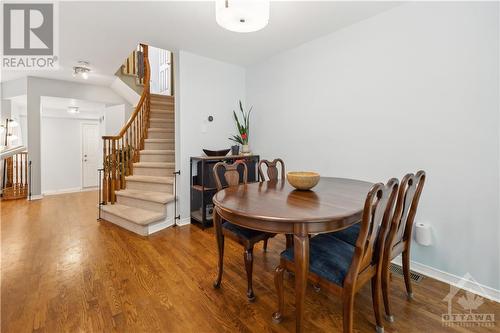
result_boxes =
[100,44,176,236]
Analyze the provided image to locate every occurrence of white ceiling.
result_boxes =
[1,1,400,85]
[11,95,106,118]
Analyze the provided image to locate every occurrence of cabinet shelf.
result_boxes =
[190,154,260,228]
[192,185,217,192]
[191,210,203,222]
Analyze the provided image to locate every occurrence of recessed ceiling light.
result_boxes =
[216,0,270,33]
[73,61,91,79]
[67,106,80,114]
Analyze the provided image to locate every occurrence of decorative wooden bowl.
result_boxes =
[203,149,230,157]
[287,172,320,190]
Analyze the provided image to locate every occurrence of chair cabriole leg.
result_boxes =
[402,250,413,300]
[244,247,256,302]
[272,265,285,323]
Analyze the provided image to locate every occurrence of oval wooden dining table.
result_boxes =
[212,177,374,332]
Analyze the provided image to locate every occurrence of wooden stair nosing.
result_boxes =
[151,107,175,114]
[133,162,175,168]
[140,150,175,155]
[150,118,174,123]
[151,94,174,99]
[125,175,174,184]
[150,103,174,106]
[144,138,175,143]
[101,203,165,225]
[148,128,175,133]
[115,189,174,204]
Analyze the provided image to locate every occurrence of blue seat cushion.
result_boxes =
[222,221,268,240]
[281,234,355,286]
[330,223,361,246]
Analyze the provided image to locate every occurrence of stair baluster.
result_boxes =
[1,151,29,200]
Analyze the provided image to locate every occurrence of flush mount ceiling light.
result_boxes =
[73,61,91,79]
[67,106,80,114]
[216,0,270,33]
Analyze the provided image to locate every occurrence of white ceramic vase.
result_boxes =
[242,144,250,154]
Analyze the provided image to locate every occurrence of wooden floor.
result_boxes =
[1,191,499,332]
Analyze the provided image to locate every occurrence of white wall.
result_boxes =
[177,51,246,220]
[41,112,100,193]
[104,104,126,136]
[11,102,27,146]
[1,99,12,124]
[39,102,126,194]
[1,77,26,99]
[24,77,128,196]
[110,77,140,107]
[246,2,499,290]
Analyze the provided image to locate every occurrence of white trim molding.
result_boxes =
[392,256,500,303]
[176,217,191,227]
[43,187,97,196]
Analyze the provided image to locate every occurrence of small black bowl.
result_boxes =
[203,149,230,157]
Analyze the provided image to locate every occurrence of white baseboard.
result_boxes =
[148,217,175,234]
[29,194,43,200]
[176,217,191,226]
[392,256,500,303]
[43,187,97,196]
[43,187,82,195]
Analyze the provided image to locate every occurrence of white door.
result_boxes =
[82,123,99,188]
[158,49,171,95]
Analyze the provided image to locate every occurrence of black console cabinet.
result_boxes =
[190,154,260,228]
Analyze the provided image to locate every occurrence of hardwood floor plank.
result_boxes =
[1,191,499,332]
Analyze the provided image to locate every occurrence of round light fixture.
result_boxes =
[215,0,270,33]
[67,106,80,114]
[73,61,91,79]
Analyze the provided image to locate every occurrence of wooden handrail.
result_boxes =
[109,45,151,139]
[102,44,151,204]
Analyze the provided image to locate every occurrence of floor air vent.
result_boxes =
[389,263,424,283]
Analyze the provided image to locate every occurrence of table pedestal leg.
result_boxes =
[213,210,224,288]
[294,232,309,333]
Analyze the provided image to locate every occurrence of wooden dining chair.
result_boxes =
[258,158,292,249]
[212,160,275,301]
[258,158,285,181]
[381,171,426,322]
[331,171,426,322]
[273,179,399,333]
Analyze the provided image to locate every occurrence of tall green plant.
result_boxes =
[229,100,252,145]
